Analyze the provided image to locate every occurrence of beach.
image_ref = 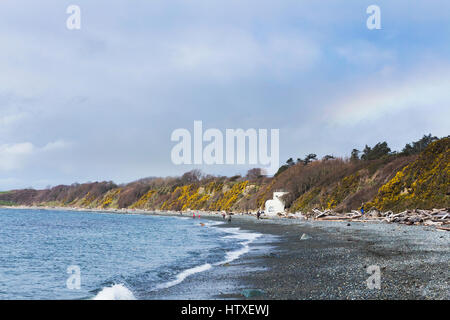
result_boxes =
[1,206,449,300]
[150,213,450,300]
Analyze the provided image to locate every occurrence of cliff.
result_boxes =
[1,137,448,213]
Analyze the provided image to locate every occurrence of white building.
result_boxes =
[264,191,288,216]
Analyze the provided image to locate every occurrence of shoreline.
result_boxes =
[2,204,448,230]
[210,215,450,299]
[162,214,449,299]
[2,206,449,299]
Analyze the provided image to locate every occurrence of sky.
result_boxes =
[1,0,449,190]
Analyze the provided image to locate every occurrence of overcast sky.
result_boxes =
[1,0,449,190]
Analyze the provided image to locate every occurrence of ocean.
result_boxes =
[0,208,261,300]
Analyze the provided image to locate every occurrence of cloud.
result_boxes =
[0,177,22,190]
[168,30,320,78]
[0,140,70,172]
[326,66,450,125]
[0,142,34,171]
[0,1,449,188]
[0,112,28,126]
[336,41,395,66]
[42,140,71,151]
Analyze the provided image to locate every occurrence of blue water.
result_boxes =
[0,208,260,300]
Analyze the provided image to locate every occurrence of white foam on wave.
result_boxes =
[155,263,212,290]
[152,221,261,292]
[93,284,136,300]
[203,220,225,227]
[215,227,262,265]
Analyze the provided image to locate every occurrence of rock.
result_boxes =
[300,233,311,240]
[241,289,265,298]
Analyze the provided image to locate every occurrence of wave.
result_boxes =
[93,284,136,300]
[202,220,225,227]
[216,227,262,265]
[154,263,212,290]
[153,225,261,291]
[94,222,262,298]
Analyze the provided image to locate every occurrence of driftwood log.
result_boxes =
[297,207,450,231]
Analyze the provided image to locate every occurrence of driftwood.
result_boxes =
[318,216,353,221]
[312,209,327,218]
[303,208,450,231]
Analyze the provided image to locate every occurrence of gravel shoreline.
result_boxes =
[207,215,450,300]
[137,213,449,300]
[2,206,449,299]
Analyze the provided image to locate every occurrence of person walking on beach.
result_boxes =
[256,210,261,220]
[193,213,196,219]
[360,202,365,215]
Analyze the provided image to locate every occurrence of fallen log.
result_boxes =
[317,216,353,221]
[313,209,327,218]
[423,220,442,226]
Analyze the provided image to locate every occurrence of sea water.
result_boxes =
[0,208,261,300]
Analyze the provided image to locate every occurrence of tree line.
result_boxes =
[276,134,438,177]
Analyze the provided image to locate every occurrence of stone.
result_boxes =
[241,289,265,298]
[300,233,311,240]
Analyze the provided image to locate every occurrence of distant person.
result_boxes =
[256,211,261,220]
[226,214,232,223]
[222,212,226,220]
[193,213,196,219]
[360,203,365,215]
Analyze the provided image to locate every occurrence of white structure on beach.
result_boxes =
[264,191,288,216]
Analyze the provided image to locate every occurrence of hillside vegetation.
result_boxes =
[366,137,449,211]
[1,135,448,213]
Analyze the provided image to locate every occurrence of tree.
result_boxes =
[303,153,317,165]
[180,169,203,183]
[350,149,360,161]
[361,145,371,160]
[361,142,391,160]
[275,157,297,176]
[275,165,289,177]
[286,158,295,167]
[229,175,241,181]
[371,142,391,159]
[246,168,265,180]
[401,134,438,155]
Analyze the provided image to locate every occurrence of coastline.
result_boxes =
[210,215,450,299]
[146,213,449,300]
[2,206,449,299]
